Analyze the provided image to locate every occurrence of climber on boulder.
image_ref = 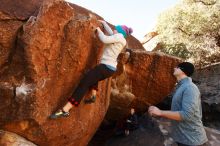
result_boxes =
[50,20,133,119]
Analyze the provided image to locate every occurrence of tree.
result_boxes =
[154,0,220,67]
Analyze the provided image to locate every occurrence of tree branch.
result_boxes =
[194,0,217,6]
[176,27,191,36]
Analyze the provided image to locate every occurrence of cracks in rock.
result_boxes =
[63,20,74,64]
[0,25,23,73]
[146,55,160,95]
[74,14,91,21]
[62,18,93,65]
[0,43,4,56]
[0,17,28,23]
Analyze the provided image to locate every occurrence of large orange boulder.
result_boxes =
[107,51,180,120]
[0,0,110,145]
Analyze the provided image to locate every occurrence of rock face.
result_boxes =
[0,0,111,145]
[193,63,220,130]
[0,0,42,20]
[108,51,180,120]
[0,0,181,145]
[0,130,36,146]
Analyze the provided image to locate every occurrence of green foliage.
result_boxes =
[155,43,191,60]
[155,0,220,66]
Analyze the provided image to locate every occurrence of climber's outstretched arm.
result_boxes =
[96,27,120,44]
[99,20,114,35]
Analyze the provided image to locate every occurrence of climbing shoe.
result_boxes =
[49,110,69,119]
[84,95,96,104]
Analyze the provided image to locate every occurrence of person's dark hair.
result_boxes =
[178,62,195,77]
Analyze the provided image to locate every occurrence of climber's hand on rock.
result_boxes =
[98,20,106,28]
[93,27,99,34]
[96,27,102,34]
[148,106,162,117]
[98,20,106,24]
[91,25,96,32]
[125,52,130,60]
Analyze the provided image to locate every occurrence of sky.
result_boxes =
[65,0,181,41]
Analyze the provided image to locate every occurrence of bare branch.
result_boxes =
[194,0,217,5]
[176,27,191,36]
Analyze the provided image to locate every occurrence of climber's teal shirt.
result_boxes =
[171,77,208,145]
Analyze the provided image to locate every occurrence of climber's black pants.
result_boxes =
[68,64,115,106]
